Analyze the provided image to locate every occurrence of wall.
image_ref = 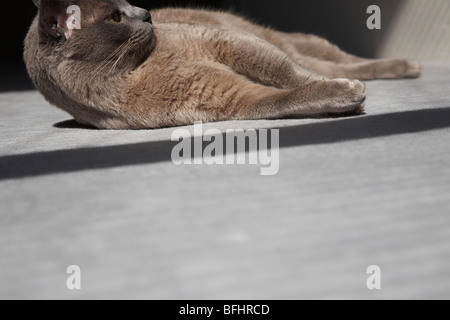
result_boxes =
[378,0,450,61]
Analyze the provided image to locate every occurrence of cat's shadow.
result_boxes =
[54,119,98,130]
[54,111,364,131]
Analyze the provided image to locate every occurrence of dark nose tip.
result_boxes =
[143,11,152,24]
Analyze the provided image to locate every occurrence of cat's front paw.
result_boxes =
[327,78,367,114]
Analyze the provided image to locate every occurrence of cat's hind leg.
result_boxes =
[279,33,368,64]
[269,32,421,80]
[292,55,422,80]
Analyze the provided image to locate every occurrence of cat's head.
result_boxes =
[32,0,154,69]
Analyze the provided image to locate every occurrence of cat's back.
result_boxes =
[151,8,252,30]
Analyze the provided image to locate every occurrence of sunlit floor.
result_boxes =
[1,63,449,299]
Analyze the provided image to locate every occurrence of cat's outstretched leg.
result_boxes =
[289,54,422,80]
[268,32,422,80]
[228,77,367,120]
[271,32,368,64]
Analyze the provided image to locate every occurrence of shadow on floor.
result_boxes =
[1,107,450,181]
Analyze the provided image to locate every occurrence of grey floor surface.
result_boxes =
[0,63,450,299]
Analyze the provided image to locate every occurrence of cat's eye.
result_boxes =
[107,12,122,23]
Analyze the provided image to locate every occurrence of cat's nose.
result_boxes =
[127,7,152,24]
[143,11,152,24]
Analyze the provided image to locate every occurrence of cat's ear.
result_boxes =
[38,0,72,39]
[32,0,40,8]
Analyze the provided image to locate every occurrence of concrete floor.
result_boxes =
[0,63,449,299]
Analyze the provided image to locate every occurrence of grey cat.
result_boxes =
[24,0,421,129]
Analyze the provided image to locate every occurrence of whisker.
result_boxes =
[90,39,131,76]
[108,41,134,75]
[88,30,146,78]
